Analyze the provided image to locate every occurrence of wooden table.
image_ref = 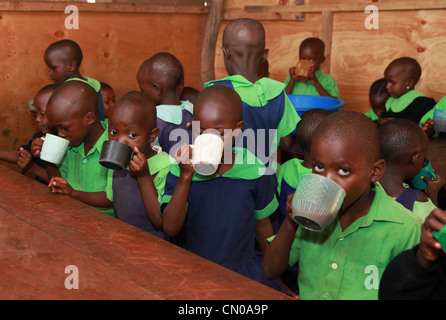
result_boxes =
[0,164,291,300]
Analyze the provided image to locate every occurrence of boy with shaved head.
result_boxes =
[382,57,436,128]
[161,85,285,292]
[206,18,299,174]
[137,52,193,155]
[263,111,422,300]
[44,39,106,121]
[284,37,339,98]
[42,81,115,217]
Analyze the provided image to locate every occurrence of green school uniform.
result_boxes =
[364,109,379,121]
[420,96,446,125]
[272,182,422,300]
[284,69,339,98]
[58,121,115,217]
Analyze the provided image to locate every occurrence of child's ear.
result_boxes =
[222,46,230,59]
[149,127,159,144]
[85,111,96,125]
[411,152,421,165]
[320,55,326,64]
[263,48,269,61]
[370,159,386,183]
[67,59,77,72]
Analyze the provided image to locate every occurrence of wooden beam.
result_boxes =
[201,0,224,85]
[245,1,446,13]
[320,11,333,74]
[0,1,208,13]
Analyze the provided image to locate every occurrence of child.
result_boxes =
[35,81,115,217]
[206,18,300,173]
[379,208,446,300]
[0,84,59,183]
[100,82,116,119]
[44,39,106,121]
[379,119,442,219]
[381,57,436,126]
[161,85,285,292]
[180,86,200,105]
[263,111,422,300]
[365,78,389,122]
[277,108,332,220]
[284,37,339,99]
[104,91,172,241]
[137,52,193,155]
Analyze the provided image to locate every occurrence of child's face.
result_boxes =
[44,51,72,84]
[299,44,325,71]
[369,93,387,117]
[193,108,243,161]
[137,69,160,104]
[47,108,90,147]
[311,138,378,211]
[108,106,154,153]
[384,64,409,98]
[33,91,54,134]
[102,88,116,118]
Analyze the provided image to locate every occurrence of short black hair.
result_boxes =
[140,52,184,90]
[379,118,428,163]
[296,108,332,154]
[45,39,83,67]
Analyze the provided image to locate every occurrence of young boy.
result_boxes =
[100,82,116,119]
[379,119,440,218]
[263,111,422,300]
[44,39,106,121]
[0,84,59,183]
[382,57,436,127]
[161,85,284,292]
[365,78,389,122]
[137,52,193,155]
[39,81,115,217]
[277,108,332,220]
[205,18,300,173]
[104,91,172,241]
[284,37,339,99]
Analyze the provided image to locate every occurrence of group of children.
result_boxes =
[1,17,445,300]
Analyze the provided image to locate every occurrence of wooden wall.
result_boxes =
[0,2,207,153]
[1,0,446,161]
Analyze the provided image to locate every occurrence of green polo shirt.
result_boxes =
[283,182,422,300]
[364,109,379,121]
[284,69,339,98]
[420,96,446,126]
[58,121,115,217]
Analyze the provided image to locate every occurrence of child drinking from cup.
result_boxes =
[262,111,422,300]
[161,85,285,292]
[36,81,115,217]
[379,118,442,218]
[104,91,173,240]
[284,37,339,98]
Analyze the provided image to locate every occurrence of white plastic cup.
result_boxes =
[40,133,70,165]
[291,173,346,232]
[433,109,446,132]
[191,133,224,176]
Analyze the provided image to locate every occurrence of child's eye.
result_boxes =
[313,164,324,173]
[110,129,117,136]
[337,168,350,177]
[128,133,137,139]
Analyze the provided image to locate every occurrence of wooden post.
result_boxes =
[321,11,333,74]
[201,0,224,86]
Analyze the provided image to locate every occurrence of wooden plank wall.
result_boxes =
[1,0,446,159]
[0,2,207,154]
[218,0,446,113]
